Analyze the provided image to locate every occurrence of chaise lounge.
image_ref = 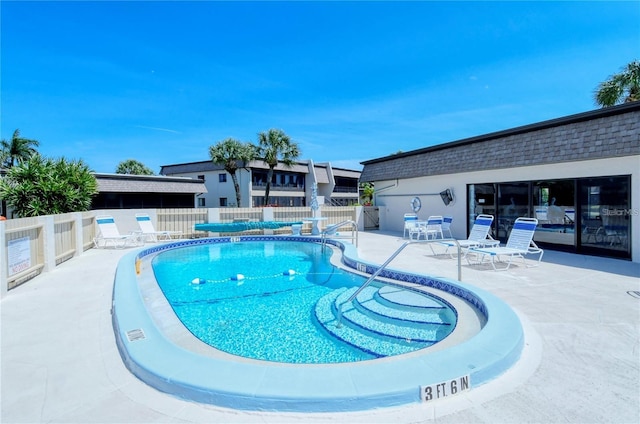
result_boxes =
[467,217,543,271]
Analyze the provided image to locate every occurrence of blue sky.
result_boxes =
[1,1,638,173]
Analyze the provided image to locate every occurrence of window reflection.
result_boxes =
[533,179,575,247]
[467,175,630,259]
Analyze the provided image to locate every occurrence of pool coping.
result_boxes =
[112,236,524,412]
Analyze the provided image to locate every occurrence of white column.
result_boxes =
[263,208,275,235]
[73,212,84,257]
[42,215,56,272]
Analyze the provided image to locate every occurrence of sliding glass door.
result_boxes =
[578,176,631,258]
[532,179,575,247]
[496,182,529,242]
[467,175,631,259]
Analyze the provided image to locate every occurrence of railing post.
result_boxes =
[354,206,364,231]
[457,243,462,281]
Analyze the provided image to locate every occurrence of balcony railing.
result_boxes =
[252,183,305,192]
[333,186,359,193]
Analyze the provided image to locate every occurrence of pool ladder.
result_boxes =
[336,239,462,328]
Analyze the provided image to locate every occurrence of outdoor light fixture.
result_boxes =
[440,189,454,206]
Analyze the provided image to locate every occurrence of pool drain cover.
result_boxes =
[126,329,146,342]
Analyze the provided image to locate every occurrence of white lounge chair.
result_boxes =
[94,215,142,249]
[468,217,543,271]
[135,213,183,242]
[439,214,499,258]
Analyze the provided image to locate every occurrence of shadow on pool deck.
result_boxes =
[1,230,639,423]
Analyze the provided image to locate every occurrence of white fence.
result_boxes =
[0,206,363,298]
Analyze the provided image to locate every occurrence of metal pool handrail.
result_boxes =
[336,238,462,328]
[320,219,358,247]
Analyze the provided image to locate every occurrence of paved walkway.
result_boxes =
[2,231,639,423]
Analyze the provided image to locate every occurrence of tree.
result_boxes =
[209,138,256,207]
[255,129,300,206]
[594,60,640,107]
[0,155,98,217]
[0,129,40,168]
[115,159,155,175]
[360,182,375,205]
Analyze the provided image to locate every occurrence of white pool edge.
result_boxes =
[112,236,524,412]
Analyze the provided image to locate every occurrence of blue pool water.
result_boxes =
[151,241,456,364]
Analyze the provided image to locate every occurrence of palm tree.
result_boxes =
[209,138,256,207]
[255,129,300,206]
[0,129,40,168]
[115,159,155,175]
[594,60,640,107]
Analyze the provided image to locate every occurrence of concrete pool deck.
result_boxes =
[2,230,639,423]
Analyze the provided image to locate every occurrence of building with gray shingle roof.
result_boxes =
[360,102,639,263]
[92,173,207,209]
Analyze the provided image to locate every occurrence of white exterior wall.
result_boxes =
[166,170,250,208]
[374,156,640,263]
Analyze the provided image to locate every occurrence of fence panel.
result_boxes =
[157,208,209,238]
[273,207,313,233]
[219,208,262,222]
[319,206,356,227]
[4,217,45,290]
[54,213,76,265]
[82,213,95,251]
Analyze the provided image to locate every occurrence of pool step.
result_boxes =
[314,286,455,358]
[356,286,449,326]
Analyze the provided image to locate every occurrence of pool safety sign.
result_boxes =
[8,236,31,276]
[421,375,470,402]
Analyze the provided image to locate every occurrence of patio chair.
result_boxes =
[407,220,426,240]
[408,216,444,241]
[439,214,499,258]
[424,216,444,240]
[403,213,418,238]
[442,216,453,238]
[135,213,183,242]
[94,215,142,249]
[467,217,543,271]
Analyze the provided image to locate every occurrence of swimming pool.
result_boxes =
[150,241,457,363]
[112,236,524,412]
